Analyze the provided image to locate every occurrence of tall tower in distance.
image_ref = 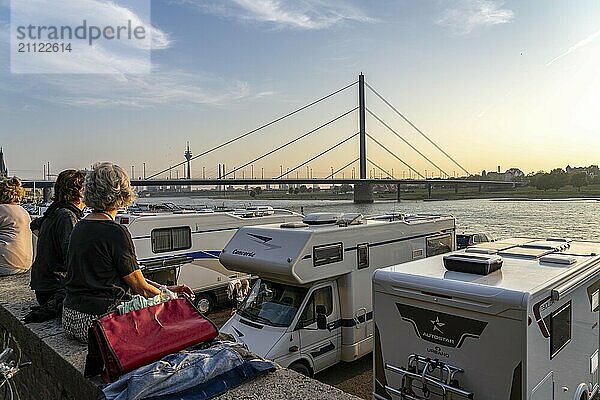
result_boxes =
[184,141,192,179]
[0,147,8,178]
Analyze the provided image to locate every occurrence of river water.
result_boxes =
[141,197,600,240]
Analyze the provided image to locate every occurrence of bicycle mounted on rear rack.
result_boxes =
[384,354,475,399]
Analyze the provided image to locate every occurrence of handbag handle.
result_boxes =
[153,312,164,328]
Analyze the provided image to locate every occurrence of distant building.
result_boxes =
[565,165,599,178]
[0,147,7,178]
[483,167,524,182]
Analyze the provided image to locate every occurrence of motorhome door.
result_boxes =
[296,283,341,373]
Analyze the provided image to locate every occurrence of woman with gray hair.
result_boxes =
[0,177,33,276]
[62,162,193,342]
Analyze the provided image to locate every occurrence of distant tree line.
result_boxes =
[241,165,600,197]
[463,165,599,192]
[526,165,600,191]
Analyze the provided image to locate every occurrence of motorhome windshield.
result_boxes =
[237,279,307,328]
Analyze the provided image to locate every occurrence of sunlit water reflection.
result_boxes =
[140,197,600,240]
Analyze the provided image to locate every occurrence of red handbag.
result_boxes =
[88,298,218,382]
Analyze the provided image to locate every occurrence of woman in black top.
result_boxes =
[62,162,193,342]
[30,170,85,313]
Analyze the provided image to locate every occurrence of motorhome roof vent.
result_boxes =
[521,241,570,251]
[469,241,518,252]
[245,206,275,216]
[498,246,555,259]
[337,213,364,226]
[539,254,578,266]
[302,213,341,225]
[443,254,503,275]
[280,221,309,228]
[173,210,197,214]
[545,237,572,243]
[369,213,403,222]
[465,247,498,255]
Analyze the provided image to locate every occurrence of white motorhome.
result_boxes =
[373,238,600,400]
[219,212,456,376]
[114,208,302,311]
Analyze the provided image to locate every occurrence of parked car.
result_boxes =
[456,232,492,249]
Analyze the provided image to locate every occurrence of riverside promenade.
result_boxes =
[0,272,360,400]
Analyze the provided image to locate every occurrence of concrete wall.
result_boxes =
[0,272,359,400]
[0,273,100,399]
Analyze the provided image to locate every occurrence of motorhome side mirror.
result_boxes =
[316,313,327,330]
[316,305,327,330]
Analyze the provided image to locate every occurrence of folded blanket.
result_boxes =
[100,340,276,400]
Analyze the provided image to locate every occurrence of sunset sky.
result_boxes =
[1,0,600,180]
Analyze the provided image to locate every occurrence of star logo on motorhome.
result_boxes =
[246,233,282,250]
[396,303,488,348]
[431,317,445,334]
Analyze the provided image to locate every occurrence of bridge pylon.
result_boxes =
[354,73,374,203]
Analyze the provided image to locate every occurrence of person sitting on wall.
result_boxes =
[0,177,33,276]
[62,162,194,342]
[26,170,86,323]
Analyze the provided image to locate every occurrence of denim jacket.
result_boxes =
[101,341,275,400]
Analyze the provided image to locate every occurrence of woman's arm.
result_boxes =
[146,279,195,300]
[123,270,161,298]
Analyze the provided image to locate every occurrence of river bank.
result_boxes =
[142,183,600,202]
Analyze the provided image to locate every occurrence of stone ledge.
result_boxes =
[0,272,359,400]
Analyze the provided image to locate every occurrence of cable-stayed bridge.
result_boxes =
[24,74,514,203]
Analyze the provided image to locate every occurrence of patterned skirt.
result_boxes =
[62,307,102,343]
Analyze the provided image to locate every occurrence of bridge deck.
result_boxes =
[22,178,517,188]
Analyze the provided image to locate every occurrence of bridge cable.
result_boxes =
[367,158,394,179]
[223,107,358,179]
[275,133,359,179]
[146,80,358,180]
[365,82,470,176]
[366,108,450,178]
[366,133,425,179]
[324,158,360,179]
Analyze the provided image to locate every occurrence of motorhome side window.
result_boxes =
[357,243,369,269]
[151,227,192,253]
[299,287,333,328]
[426,234,452,257]
[549,301,572,359]
[313,243,343,267]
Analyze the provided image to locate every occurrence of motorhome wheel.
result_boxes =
[195,293,214,313]
[289,362,311,377]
